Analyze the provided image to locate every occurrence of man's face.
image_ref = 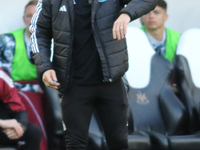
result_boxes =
[23,5,37,30]
[141,6,168,30]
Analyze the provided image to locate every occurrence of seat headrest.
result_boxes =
[125,27,155,88]
[176,28,200,88]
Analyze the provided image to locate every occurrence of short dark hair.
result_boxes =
[157,0,167,10]
[24,0,38,14]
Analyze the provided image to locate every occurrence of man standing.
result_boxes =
[30,0,157,149]
[141,0,180,62]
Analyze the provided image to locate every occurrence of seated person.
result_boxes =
[0,1,64,149]
[140,0,180,62]
[0,68,41,150]
[0,0,40,92]
[0,2,49,150]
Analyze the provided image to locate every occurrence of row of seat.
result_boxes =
[2,27,199,150]
[87,27,200,150]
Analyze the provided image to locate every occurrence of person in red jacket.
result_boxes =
[0,68,41,150]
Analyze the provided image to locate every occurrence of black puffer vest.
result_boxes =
[32,0,157,93]
[53,0,128,93]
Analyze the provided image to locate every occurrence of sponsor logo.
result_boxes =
[59,5,67,12]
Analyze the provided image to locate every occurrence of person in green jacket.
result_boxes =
[140,0,180,62]
[0,1,39,91]
[0,2,66,150]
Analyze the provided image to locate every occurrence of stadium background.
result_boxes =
[0,0,200,34]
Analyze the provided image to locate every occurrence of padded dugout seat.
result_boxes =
[174,28,200,150]
[125,27,190,150]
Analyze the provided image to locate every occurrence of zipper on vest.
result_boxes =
[93,22,112,82]
[91,0,112,82]
[66,0,75,89]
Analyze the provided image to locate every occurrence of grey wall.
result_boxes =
[0,0,200,34]
[129,0,200,33]
[166,0,200,33]
[0,0,30,34]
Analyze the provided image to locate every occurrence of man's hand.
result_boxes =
[42,70,60,89]
[113,13,131,40]
[0,119,24,139]
[2,128,22,140]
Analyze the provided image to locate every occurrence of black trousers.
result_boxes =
[62,78,128,150]
[0,123,41,150]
